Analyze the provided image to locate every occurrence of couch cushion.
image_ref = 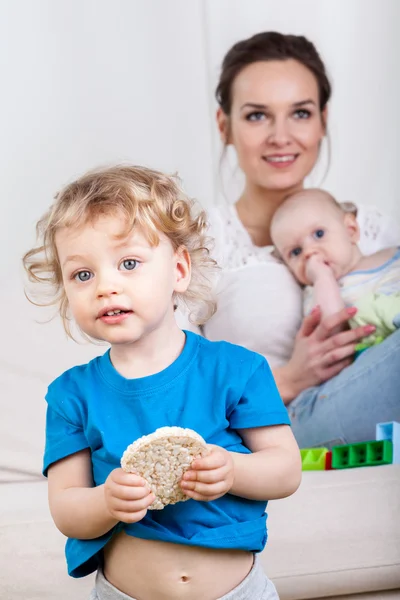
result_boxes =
[262,465,400,599]
[0,339,99,479]
[0,480,94,600]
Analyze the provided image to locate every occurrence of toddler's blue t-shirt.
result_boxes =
[43,331,290,578]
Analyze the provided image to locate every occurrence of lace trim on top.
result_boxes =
[210,203,397,270]
[212,204,277,270]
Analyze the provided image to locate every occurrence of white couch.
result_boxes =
[263,464,400,599]
[1,464,399,600]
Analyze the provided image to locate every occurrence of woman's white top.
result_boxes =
[178,203,400,368]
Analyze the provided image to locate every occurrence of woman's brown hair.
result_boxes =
[216,31,331,117]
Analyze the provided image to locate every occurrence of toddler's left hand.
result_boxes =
[180,445,234,501]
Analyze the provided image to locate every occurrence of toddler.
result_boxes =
[270,188,400,349]
[23,165,301,600]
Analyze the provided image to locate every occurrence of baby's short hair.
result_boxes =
[23,165,217,337]
[281,188,358,217]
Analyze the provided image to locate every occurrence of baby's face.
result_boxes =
[271,194,360,285]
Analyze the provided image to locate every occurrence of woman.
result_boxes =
[180,32,400,449]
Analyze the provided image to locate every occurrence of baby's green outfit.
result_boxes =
[303,249,400,349]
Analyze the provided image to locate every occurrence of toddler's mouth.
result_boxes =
[97,306,133,319]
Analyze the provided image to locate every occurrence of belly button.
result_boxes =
[180,575,190,583]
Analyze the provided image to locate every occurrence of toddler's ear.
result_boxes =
[174,246,191,293]
[344,212,360,243]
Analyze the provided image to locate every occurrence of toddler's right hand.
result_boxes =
[104,468,155,523]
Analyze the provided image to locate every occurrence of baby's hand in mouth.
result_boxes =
[305,255,333,284]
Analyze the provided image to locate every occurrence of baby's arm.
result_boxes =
[306,255,345,318]
[48,450,154,539]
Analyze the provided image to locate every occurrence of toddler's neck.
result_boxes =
[109,323,186,380]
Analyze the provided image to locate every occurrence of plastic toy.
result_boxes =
[332,440,393,469]
[300,448,328,471]
[376,421,400,464]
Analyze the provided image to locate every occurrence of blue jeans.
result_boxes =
[289,328,400,449]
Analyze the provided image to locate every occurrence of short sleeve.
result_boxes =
[227,355,291,430]
[43,385,89,476]
[357,205,400,255]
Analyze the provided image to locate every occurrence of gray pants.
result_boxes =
[89,555,279,599]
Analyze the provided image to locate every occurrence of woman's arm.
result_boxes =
[272,365,301,405]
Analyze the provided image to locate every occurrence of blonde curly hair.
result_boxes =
[23,165,217,338]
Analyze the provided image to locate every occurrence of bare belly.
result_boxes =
[103,531,253,600]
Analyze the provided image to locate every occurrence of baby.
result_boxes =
[23,165,301,600]
[270,188,400,349]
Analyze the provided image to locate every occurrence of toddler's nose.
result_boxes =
[96,275,123,298]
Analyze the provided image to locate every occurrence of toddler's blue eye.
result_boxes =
[290,247,302,258]
[120,259,138,271]
[75,270,92,282]
[313,229,325,239]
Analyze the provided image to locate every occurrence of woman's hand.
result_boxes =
[180,445,234,502]
[278,305,376,402]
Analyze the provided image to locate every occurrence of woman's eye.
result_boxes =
[290,247,302,258]
[74,270,92,282]
[246,111,266,122]
[293,109,311,119]
[313,229,325,239]
[120,259,139,271]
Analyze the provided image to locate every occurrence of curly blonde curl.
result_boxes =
[22,165,217,338]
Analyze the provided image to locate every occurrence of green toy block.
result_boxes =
[332,440,393,469]
[300,448,328,470]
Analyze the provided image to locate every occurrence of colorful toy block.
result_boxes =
[332,440,393,469]
[300,448,328,471]
[325,451,332,470]
[376,421,400,464]
[300,423,399,472]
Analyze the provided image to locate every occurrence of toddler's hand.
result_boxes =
[104,468,155,523]
[180,445,234,502]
